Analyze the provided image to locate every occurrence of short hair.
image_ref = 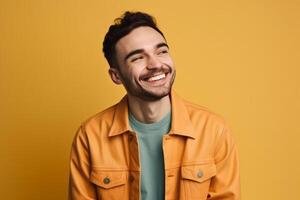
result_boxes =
[102,11,165,68]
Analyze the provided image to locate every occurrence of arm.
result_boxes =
[208,125,241,199]
[68,125,97,200]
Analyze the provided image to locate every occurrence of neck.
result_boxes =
[127,94,171,123]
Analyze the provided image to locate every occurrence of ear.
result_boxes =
[108,68,123,85]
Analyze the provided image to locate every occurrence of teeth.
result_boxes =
[148,73,166,81]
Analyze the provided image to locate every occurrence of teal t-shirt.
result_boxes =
[129,112,171,200]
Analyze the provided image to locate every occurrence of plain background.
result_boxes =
[1,0,299,199]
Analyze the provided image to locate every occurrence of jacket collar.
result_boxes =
[108,91,195,139]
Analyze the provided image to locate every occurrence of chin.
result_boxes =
[140,88,171,101]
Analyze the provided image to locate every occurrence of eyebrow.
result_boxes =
[124,42,169,62]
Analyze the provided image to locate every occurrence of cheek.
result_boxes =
[161,56,174,67]
[129,65,145,77]
[123,69,143,83]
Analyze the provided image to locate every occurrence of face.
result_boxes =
[111,26,176,101]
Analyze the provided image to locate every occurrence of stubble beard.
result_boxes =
[122,69,176,102]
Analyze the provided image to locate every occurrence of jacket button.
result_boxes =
[103,177,110,184]
[164,136,172,140]
[128,134,133,141]
[129,175,134,182]
[197,170,204,178]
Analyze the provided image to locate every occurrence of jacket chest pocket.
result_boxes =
[181,162,216,200]
[90,170,127,200]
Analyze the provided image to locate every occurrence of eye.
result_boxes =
[158,49,169,55]
[131,56,144,62]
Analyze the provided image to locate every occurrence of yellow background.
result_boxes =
[1,0,299,199]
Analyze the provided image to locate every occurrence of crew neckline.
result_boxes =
[129,111,171,133]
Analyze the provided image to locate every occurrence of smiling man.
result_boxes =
[69,11,240,200]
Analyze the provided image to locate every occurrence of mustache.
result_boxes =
[139,67,171,80]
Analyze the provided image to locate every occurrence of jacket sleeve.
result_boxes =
[68,125,97,200]
[208,124,241,200]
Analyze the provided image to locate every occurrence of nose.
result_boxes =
[146,55,162,70]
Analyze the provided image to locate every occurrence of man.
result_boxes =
[69,11,240,200]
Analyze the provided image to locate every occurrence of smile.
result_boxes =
[147,73,166,82]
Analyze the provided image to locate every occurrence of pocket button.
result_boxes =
[197,170,204,178]
[103,177,110,184]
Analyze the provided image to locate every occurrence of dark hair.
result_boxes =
[102,11,165,68]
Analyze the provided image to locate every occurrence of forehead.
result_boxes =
[115,26,166,54]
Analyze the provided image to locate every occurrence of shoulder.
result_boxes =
[74,103,119,139]
[181,98,234,142]
[182,98,237,155]
[81,104,118,130]
[183,98,227,126]
[84,104,118,127]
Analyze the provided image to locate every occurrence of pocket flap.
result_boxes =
[181,163,216,183]
[90,170,126,189]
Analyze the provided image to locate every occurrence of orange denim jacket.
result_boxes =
[68,92,241,200]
